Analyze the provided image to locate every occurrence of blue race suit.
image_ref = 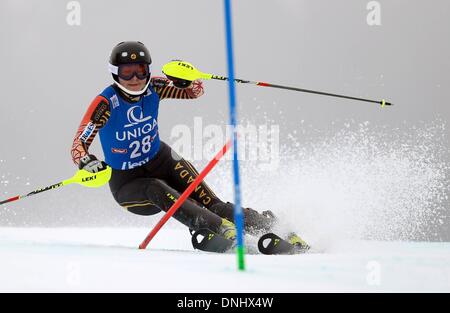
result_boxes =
[98,86,160,170]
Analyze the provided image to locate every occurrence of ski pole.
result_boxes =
[162,60,393,107]
[139,139,232,250]
[0,167,112,205]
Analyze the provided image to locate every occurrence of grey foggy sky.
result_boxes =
[0,1,449,239]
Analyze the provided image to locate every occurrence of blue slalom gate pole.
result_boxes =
[223,0,245,270]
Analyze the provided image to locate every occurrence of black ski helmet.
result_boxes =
[108,41,152,96]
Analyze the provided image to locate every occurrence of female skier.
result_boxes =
[71,41,308,250]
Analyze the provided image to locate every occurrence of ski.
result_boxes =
[192,229,311,255]
[191,228,235,253]
[257,233,310,255]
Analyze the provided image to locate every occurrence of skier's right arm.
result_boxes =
[71,95,111,172]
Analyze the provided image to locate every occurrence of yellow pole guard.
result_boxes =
[162,60,212,81]
[63,166,112,188]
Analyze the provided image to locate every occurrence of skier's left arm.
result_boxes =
[70,96,110,168]
[151,77,204,100]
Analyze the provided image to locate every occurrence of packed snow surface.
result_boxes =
[0,228,449,292]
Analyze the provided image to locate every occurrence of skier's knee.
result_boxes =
[115,178,167,216]
[117,197,161,216]
[143,178,180,211]
[126,205,160,216]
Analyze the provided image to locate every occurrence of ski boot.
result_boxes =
[286,232,310,252]
[189,218,236,240]
[190,218,237,253]
[209,202,278,235]
[218,218,237,240]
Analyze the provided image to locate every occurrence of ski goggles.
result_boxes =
[109,63,151,80]
[118,63,150,80]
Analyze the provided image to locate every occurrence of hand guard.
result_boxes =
[79,154,107,173]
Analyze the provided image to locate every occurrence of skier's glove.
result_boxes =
[79,154,107,173]
[165,75,192,89]
[151,77,171,88]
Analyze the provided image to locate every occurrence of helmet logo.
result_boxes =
[131,53,137,60]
